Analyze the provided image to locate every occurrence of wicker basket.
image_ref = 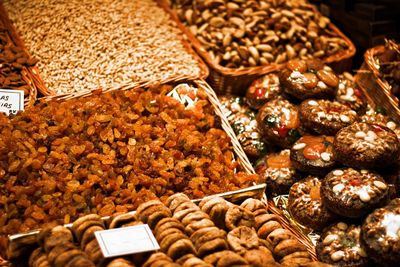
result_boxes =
[0,4,37,108]
[355,43,400,123]
[158,1,356,96]
[1,79,254,257]
[2,79,316,263]
[0,1,209,100]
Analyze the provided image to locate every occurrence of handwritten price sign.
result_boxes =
[0,89,24,115]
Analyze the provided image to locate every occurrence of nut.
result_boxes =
[172,0,349,68]
[256,44,272,52]
[209,17,225,28]
[238,46,249,60]
[248,46,260,62]
[227,2,240,10]
[185,9,194,24]
[322,234,338,245]
[223,33,232,47]
[330,250,345,261]
[229,17,245,28]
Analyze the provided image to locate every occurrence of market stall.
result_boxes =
[0,0,399,266]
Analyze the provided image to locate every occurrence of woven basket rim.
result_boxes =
[0,0,209,99]
[268,199,317,260]
[161,1,356,77]
[363,45,395,93]
[20,67,37,107]
[357,43,400,116]
[195,79,255,174]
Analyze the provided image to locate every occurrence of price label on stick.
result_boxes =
[95,224,160,258]
[0,89,24,115]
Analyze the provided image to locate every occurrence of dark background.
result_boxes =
[310,0,400,69]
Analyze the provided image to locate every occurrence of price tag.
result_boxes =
[95,224,160,258]
[0,89,24,115]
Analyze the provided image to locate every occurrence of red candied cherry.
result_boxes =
[353,88,363,97]
[254,88,266,98]
[350,178,361,186]
[371,124,384,133]
[277,125,289,137]
[327,106,342,113]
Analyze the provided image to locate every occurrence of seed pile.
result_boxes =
[3,0,203,95]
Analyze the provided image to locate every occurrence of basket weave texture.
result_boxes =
[355,44,400,123]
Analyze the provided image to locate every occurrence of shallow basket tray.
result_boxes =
[5,185,321,265]
[0,4,37,108]
[1,79,256,259]
[0,1,209,100]
[2,79,316,262]
[355,43,400,123]
[158,0,355,96]
[5,184,266,261]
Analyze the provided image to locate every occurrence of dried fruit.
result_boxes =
[0,84,258,238]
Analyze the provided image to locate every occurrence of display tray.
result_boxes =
[159,0,356,95]
[355,41,400,123]
[0,0,209,100]
[0,79,261,259]
[0,79,318,264]
[5,183,266,260]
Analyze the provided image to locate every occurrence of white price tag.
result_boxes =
[95,224,160,258]
[0,89,24,115]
